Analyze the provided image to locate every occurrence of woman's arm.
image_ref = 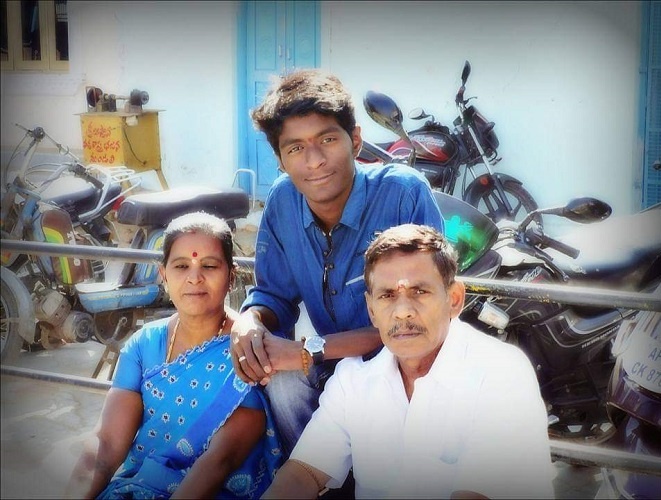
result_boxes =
[171,406,266,499]
[65,388,143,499]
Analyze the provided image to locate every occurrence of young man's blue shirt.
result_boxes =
[241,163,445,337]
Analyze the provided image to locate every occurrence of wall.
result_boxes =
[1,1,643,218]
[322,1,642,216]
[1,1,240,190]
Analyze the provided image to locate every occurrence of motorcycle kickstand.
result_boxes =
[92,316,129,380]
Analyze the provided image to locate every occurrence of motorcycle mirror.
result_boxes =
[524,197,612,229]
[562,197,612,223]
[409,108,430,121]
[363,91,409,141]
[461,60,471,84]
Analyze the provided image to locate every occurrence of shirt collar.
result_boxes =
[301,165,365,231]
[426,318,466,386]
[368,318,467,387]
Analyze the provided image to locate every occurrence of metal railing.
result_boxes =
[2,238,661,477]
[2,239,657,311]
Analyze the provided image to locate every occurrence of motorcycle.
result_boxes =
[1,129,251,363]
[2,124,140,252]
[459,197,661,441]
[599,286,661,498]
[358,60,539,226]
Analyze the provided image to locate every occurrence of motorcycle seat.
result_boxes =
[117,186,250,227]
[40,176,122,221]
[549,207,661,291]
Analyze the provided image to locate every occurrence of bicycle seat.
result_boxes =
[40,176,122,221]
[117,186,250,227]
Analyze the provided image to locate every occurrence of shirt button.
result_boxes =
[323,250,329,257]
[328,263,334,269]
[331,290,337,295]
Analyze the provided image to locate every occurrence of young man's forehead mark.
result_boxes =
[192,251,198,258]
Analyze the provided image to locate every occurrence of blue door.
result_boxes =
[238,1,320,199]
[641,1,661,208]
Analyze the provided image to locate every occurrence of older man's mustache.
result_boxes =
[387,322,427,337]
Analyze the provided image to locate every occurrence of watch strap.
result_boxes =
[311,349,324,365]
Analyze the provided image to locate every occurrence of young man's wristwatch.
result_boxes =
[303,335,326,365]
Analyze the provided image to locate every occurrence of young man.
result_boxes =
[230,69,445,455]
[262,224,554,499]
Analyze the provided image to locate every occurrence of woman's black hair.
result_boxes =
[161,211,233,271]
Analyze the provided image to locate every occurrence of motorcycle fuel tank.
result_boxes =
[389,130,459,165]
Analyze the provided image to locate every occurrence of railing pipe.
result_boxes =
[1,239,655,311]
[549,439,661,477]
[2,364,660,476]
[0,238,254,269]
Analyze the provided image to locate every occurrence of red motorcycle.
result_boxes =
[358,61,539,226]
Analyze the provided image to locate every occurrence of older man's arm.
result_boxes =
[261,459,331,499]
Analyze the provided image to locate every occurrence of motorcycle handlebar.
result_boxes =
[539,233,580,259]
[71,163,104,190]
[455,86,466,105]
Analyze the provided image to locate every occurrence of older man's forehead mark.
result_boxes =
[397,279,410,290]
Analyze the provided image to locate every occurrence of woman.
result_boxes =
[67,212,282,499]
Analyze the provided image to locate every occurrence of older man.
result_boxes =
[262,224,554,499]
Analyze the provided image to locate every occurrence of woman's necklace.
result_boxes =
[166,312,228,363]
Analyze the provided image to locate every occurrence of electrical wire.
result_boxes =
[122,125,147,166]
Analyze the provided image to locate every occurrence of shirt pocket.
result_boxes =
[346,268,367,310]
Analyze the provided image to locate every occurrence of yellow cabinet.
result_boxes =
[79,111,166,188]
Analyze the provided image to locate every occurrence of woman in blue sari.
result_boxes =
[67,212,282,499]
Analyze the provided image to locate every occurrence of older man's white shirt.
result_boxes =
[290,319,554,499]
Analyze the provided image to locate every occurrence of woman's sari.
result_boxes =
[98,332,283,499]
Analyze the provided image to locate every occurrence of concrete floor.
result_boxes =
[0,340,615,499]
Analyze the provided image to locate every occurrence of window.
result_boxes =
[1,0,69,72]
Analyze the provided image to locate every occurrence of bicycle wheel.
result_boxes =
[465,177,540,226]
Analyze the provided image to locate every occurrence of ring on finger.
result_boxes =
[238,356,247,363]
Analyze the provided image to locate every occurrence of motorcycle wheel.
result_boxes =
[548,421,615,444]
[1,277,25,363]
[464,178,541,226]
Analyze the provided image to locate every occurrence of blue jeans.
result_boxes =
[265,359,338,458]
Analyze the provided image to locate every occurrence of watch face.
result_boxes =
[305,336,326,352]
